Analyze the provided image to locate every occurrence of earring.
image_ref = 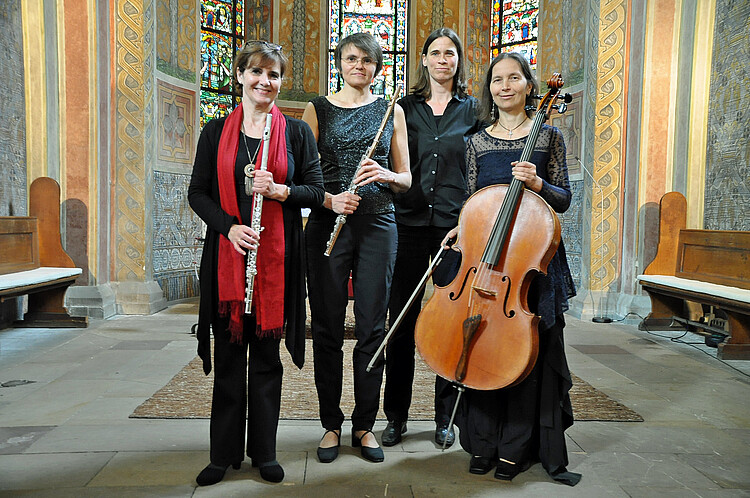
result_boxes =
[491,104,498,121]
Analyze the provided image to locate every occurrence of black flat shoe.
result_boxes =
[252,459,284,483]
[469,455,494,475]
[434,423,455,447]
[381,420,407,447]
[352,429,384,463]
[196,461,241,486]
[494,460,520,481]
[317,429,341,463]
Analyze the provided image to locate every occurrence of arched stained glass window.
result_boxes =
[328,0,408,99]
[200,0,244,128]
[491,0,538,69]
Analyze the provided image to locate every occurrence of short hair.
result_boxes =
[477,52,539,123]
[232,41,288,94]
[334,32,384,76]
[411,27,468,99]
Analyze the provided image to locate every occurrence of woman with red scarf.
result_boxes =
[188,41,324,486]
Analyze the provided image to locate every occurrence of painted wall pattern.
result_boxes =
[560,181,583,289]
[246,0,271,41]
[704,0,750,231]
[153,171,203,301]
[0,0,26,217]
[591,0,625,291]
[156,0,197,81]
[115,0,154,281]
[157,79,195,167]
[464,0,490,96]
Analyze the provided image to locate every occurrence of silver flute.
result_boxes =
[245,113,273,314]
[324,84,403,257]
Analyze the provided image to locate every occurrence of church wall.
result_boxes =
[0,0,27,218]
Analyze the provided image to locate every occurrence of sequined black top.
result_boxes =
[465,125,576,329]
[311,96,395,215]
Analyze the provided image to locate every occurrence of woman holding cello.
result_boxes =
[440,52,580,485]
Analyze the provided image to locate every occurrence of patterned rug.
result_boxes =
[131,339,643,422]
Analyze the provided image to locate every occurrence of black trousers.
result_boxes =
[210,314,282,465]
[306,212,397,431]
[384,224,459,424]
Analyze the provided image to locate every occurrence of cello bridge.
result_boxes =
[471,286,497,298]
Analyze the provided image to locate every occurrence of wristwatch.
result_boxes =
[286,185,291,198]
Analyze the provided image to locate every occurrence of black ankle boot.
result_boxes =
[253,459,284,483]
[196,461,241,486]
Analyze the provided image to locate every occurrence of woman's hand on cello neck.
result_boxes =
[511,160,543,193]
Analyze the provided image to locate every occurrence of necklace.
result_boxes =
[493,117,528,139]
[242,126,262,195]
[241,127,262,167]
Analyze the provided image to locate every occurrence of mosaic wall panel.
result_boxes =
[153,171,203,301]
[156,0,197,82]
[157,79,195,167]
[560,180,584,290]
[0,0,26,217]
[704,0,750,231]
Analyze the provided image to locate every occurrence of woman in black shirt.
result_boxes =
[382,28,483,448]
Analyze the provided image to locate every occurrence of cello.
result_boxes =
[411,73,571,432]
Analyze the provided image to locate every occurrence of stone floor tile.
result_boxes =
[0,426,54,454]
[0,452,114,490]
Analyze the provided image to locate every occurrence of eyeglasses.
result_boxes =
[342,55,376,66]
[243,40,282,51]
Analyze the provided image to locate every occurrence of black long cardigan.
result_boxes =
[188,115,324,374]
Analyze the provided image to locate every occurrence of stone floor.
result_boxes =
[1,301,749,497]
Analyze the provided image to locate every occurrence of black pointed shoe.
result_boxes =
[434,423,455,447]
[469,455,494,475]
[252,459,284,483]
[317,429,341,463]
[352,429,384,462]
[381,421,407,447]
[196,461,241,486]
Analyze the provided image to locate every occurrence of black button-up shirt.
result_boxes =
[394,93,484,227]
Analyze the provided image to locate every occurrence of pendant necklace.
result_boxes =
[242,124,262,196]
[493,117,528,139]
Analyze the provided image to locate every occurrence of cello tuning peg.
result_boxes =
[560,93,573,103]
[558,103,568,114]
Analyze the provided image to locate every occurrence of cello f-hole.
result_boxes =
[449,267,477,301]
[501,275,516,319]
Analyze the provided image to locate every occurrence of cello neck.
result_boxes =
[481,109,548,267]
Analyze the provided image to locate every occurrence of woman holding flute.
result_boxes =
[302,32,410,464]
[188,41,324,485]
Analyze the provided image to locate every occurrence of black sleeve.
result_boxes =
[538,127,572,213]
[187,119,237,237]
[287,118,325,208]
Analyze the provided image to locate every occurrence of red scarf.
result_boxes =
[216,104,287,342]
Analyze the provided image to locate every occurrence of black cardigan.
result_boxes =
[188,114,324,373]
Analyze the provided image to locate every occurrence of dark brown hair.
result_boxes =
[334,32,384,76]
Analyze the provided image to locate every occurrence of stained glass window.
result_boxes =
[200,0,244,128]
[491,0,538,69]
[328,0,408,99]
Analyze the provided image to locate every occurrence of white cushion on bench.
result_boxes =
[0,267,82,291]
[637,274,750,304]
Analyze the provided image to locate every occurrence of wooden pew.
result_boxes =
[637,192,750,360]
[0,177,87,328]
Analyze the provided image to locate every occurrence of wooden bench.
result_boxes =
[637,192,750,360]
[0,177,87,328]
